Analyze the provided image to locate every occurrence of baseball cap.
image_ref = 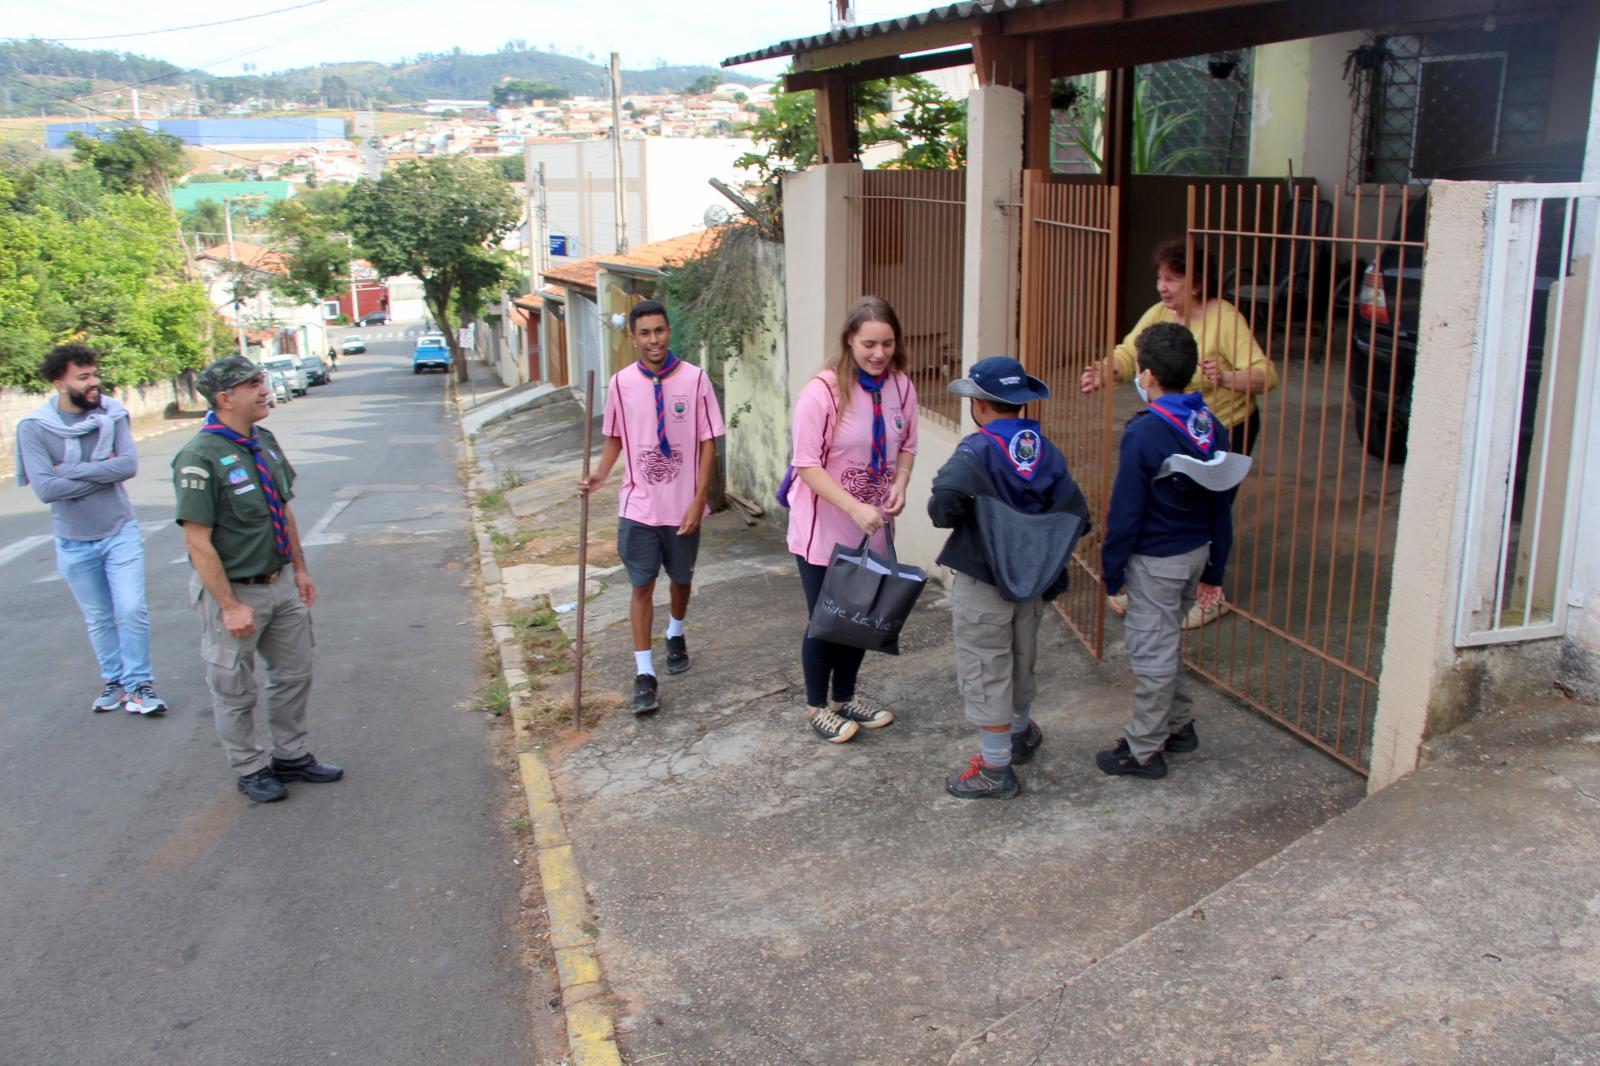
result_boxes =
[196,355,262,405]
[948,356,1051,405]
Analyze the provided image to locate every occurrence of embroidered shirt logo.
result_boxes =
[1186,409,1215,451]
[1008,428,1042,473]
[227,468,249,485]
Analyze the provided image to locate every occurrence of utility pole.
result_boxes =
[525,147,539,297]
[222,196,249,361]
[610,51,628,254]
[537,162,550,276]
[347,233,360,324]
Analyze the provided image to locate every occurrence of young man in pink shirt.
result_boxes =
[578,301,725,714]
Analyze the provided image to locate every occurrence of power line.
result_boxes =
[36,0,337,43]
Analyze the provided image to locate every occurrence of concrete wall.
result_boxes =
[1248,39,1314,178]
[1368,180,1495,792]
[1,375,202,479]
[720,240,791,509]
[527,139,751,271]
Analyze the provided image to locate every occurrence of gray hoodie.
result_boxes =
[15,395,137,541]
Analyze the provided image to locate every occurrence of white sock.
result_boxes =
[665,615,686,639]
[634,650,655,677]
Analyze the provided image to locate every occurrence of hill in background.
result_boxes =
[0,39,761,116]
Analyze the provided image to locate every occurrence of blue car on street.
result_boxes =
[413,339,451,374]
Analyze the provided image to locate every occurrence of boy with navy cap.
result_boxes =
[1098,322,1250,779]
[930,356,1090,799]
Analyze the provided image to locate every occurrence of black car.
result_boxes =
[358,311,389,326]
[1348,142,1584,466]
[302,354,330,385]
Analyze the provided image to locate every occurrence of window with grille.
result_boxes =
[1049,52,1254,177]
[1349,20,1557,187]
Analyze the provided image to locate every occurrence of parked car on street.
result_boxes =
[261,354,308,396]
[341,335,367,355]
[415,332,446,350]
[413,337,451,374]
[301,353,330,386]
[266,368,291,405]
[1347,142,1583,468]
[358,311,389,326]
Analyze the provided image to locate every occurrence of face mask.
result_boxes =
[1134,372,1150,404]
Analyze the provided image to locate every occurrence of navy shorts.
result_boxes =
[617,518,700,588]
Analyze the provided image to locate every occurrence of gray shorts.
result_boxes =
[618,518,700,588]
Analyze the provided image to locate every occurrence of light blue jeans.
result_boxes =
[55,519,152,688]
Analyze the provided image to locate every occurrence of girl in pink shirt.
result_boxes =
[787,296,919,743]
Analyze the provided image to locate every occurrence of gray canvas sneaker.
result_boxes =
[91,682,126,714]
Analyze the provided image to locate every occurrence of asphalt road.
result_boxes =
[0,328,535,1064]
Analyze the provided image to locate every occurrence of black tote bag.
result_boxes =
[805,532,928,655]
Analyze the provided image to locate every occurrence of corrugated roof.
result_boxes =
[200,241,290,276]
[722,1,1049,66]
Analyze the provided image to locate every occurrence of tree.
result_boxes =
[491,78,570,108]
[344,156,521,381]
[263,185,351,303]
[686,73,721,96]
[67,127,186,198]
[182,198,227,239]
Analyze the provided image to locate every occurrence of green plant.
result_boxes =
[505,815,533,832]
[498,469,523,490]
[478,489,507,510]
[1056,78,1212,176]
[662,223,777,378]
[476,680,510,716]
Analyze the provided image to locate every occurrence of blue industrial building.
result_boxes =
[47,117,347,149]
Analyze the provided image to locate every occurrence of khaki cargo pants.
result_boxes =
[951,572,1044,728]
[191,571,314,776]
[1120,544,1209,761]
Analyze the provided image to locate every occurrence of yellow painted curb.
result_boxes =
[464,382,624,1066]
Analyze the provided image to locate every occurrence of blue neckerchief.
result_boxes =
[857,368,887,479]
[637,350,682,457]
[976,418,1046,481]
[199,412,290,557]
[1146,393,1216,456]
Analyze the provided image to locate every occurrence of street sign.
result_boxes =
[549,234,569,257]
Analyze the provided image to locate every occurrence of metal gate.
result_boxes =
[854,169,968,426]
[1183,182,1424,773]
[1019,174,1120,656]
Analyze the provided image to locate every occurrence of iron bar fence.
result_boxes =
[853,169,967,427]
[1020,175,1118,658]
[1456,183,1600,645]
[1182,181,1425,773]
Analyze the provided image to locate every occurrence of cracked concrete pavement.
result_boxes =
[468,386,1599,1066]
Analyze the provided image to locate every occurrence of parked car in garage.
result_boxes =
[341,335,367,355]
[358,311,389,326]
[301,353,330,386]
[1347,142,1583,466]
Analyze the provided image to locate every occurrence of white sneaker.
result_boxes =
[1181,602,1231,630]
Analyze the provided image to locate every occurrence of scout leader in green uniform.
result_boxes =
[172,355,343,804]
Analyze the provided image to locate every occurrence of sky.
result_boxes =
[7,0,942,82]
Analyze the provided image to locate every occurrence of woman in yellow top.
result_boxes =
[1080,236,1277,454]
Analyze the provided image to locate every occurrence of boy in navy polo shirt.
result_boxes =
[1098,322,1250,779]
[930,357,1090,799]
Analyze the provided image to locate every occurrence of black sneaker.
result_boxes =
[833,698,893,729]
[1096,745,1167,779]
[807,706,858,744]
[237,768,288,803]
[91,681,125,714]
[632,674,660,715]
[1165,721,1199,753]
[270,753,344,783]
[945,755,1021,800]
[1011,722,1043,764]
[665,635,690,675]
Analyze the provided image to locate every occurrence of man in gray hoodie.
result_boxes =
[16,343,166,716]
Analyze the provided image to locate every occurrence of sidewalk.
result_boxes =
[467,386,1372,1063]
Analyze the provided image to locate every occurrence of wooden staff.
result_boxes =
[573,370,596,727]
